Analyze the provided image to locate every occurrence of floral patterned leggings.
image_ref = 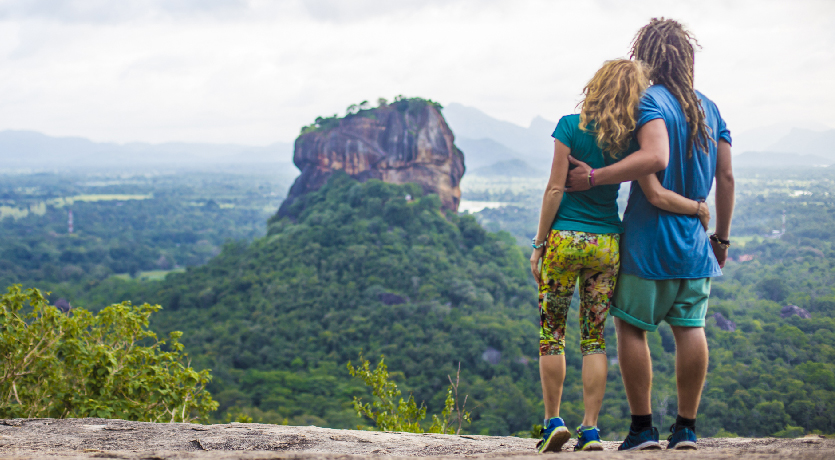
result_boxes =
[538,230,620,356]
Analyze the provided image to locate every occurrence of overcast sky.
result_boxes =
[0,0,832,145]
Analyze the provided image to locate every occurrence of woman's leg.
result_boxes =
[580,353,608,426]
[540,354,566,420]
[538,231,578,419]
[578,233,620,427]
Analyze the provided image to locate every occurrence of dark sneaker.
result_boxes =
[536,417,571,453]
[667,423,698,450]
[574,426,603,451]
[618,426,661,451]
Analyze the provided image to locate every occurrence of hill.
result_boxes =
[93,173,541,435]
[0,130,294,171]
[442,103,556,168]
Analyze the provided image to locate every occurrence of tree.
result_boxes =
[0,285,217,422]
[757,276,787,302]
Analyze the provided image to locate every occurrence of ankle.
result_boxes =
[630,414,653,433]
[675,414,696,433]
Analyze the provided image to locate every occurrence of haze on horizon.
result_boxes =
[0,0,832,147]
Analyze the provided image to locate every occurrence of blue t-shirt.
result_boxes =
[620,85,732,280]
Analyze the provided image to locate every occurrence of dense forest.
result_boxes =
[2,166,834,439]
[0,170,290,299]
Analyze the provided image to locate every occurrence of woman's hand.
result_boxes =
[530,246,546,285]
[698,202,711,231]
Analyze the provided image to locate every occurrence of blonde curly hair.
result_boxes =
[579,59,649,158]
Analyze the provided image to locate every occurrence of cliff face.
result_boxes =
[277,100,465,217]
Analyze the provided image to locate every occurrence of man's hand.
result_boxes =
[710,239,728,268]
[565,156,592,192]
[530,246,545,285]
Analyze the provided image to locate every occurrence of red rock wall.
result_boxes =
[278,102,465,217]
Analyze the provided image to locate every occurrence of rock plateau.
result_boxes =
[1,418,834,460]
[277,99,465,217]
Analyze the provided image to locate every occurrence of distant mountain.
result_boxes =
[733,151,832,168]
[469,159,548,178]
[731,121,831,154]
[767,128,835,159]
[454,138,522,170]
[443,103,557,168]
[731,126,835,168]
[0,130,294,170]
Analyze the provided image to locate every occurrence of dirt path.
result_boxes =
[1,418,832,459]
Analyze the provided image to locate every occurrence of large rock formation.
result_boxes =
[277,99,465,217]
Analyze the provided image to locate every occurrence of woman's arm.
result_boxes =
[530,140,570,282]
[637,174,710,230]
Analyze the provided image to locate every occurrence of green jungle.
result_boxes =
[2,156,835,440]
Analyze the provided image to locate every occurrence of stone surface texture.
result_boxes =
[277,103,465,217]
[2,418,834,460]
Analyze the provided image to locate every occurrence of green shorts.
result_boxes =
[610,273,711,332]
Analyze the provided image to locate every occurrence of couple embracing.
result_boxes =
[530,18,735,452]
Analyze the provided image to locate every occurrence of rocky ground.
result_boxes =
[1,418,833,459]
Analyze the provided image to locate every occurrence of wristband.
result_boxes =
[710,233,730,249]
[588,169,596,187]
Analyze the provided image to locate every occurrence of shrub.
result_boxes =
[0,285,217,422]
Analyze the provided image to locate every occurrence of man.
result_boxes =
[565,18,735,450]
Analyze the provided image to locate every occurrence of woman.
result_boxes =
[531,59,709,453]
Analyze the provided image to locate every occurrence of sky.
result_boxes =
[0,0,833,146]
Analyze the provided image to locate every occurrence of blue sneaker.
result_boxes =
[667,423,697,450]
[618,426,661,451]
[574,426,603,451]
[536,417,571,453]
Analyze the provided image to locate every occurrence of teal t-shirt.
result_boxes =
[550,114,632,234]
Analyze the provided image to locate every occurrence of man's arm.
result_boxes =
[712,139,734,267]
[565,119,669,191]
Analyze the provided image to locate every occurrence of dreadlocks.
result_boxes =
[631,18,713,157]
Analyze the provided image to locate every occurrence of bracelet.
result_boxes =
[531,237,546,249]
[588,169,596,187]
[710,233,731,249]
[693,201,701,217]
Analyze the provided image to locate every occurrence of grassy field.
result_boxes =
[111,268,186,282]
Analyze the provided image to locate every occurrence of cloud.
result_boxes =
[0,0,831,145]
[298,0,492,22]
[0,0,250,23]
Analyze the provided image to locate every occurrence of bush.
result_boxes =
[0,285,217,422]
[347,354,469,434]
[774,425,805,438]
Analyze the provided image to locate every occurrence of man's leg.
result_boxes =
[615,317,653,416]
[670,326,708,419]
